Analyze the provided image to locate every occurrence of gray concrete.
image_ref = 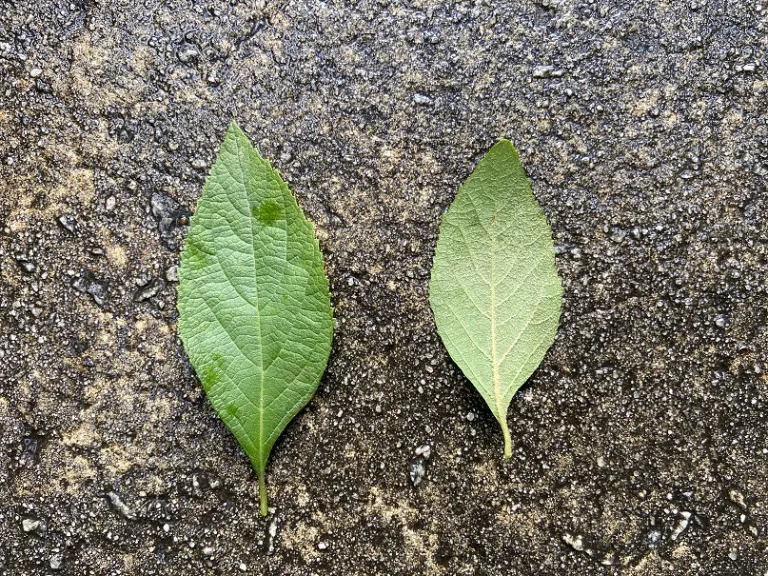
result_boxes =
[1,1,767,574]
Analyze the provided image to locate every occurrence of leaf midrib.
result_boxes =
[489,207,546,416]
[234,132,267,472]
[489,210,503,422]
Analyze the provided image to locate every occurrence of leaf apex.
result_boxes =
[490,138,519,157]
[226,119,243,134]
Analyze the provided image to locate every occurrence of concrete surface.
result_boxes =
[1,0,767,574]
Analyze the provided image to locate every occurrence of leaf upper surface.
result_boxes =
[429,140,562,457]
[177,123,333,512]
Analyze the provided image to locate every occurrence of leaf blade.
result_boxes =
[429,140,562,457]
[177,122,333,514]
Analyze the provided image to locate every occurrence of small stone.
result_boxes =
[16,259,35,274]
[563,533,584,551]
[177,43,199,63]
[22,518,41,532]
[533,65,554,78]
[742,63,756,73]
[72,272,108,307]
[728,489,747,509]
[107,491,136,520]
[165,266,179,282]
[202,546,215,556]
[151,191,185,249]
[728,550,738,561]
[266,518,279,555]
[135,278,165,302]
[239,563,247,572]
[317,541,328,551]
[597,456,607,468]
[192,158,208,169]
[30,67,43,78]
[409,460,426,487]
[714,314,728,328]
[646,530,661,547]
[58,215,76,234]
[670,511,691,541]
[50,554,63,570]
[151,192,179,219]
[466,411,475,421]
[105,196,116,211]
[413,93,433,105]
[611,229,626,243]
[415,445,432,460]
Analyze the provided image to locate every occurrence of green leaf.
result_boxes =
[429,140,562,458]
[177,122,333,515]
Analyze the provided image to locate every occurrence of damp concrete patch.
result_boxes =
[0,1,767,575]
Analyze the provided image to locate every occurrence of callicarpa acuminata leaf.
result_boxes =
[177,122,333,515]
[429,140,562,457]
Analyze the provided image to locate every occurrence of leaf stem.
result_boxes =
[259,475,268,516]
[501,419,512,459]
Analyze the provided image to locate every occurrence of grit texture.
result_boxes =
[0,1,767,575]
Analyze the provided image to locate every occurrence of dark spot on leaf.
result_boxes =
[253,200,281,227]
[199,353,224,391]
[185,242,204,268]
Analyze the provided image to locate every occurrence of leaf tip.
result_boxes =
[225,120,253,149]
[224,119,268,162]
[226,119,243,134]
[490,138,519,159]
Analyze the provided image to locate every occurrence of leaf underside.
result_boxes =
[429,139,562,457]
[177,122,333,514]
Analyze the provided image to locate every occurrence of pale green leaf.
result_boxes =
[177,122,333,515]
[429,140,562,458]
